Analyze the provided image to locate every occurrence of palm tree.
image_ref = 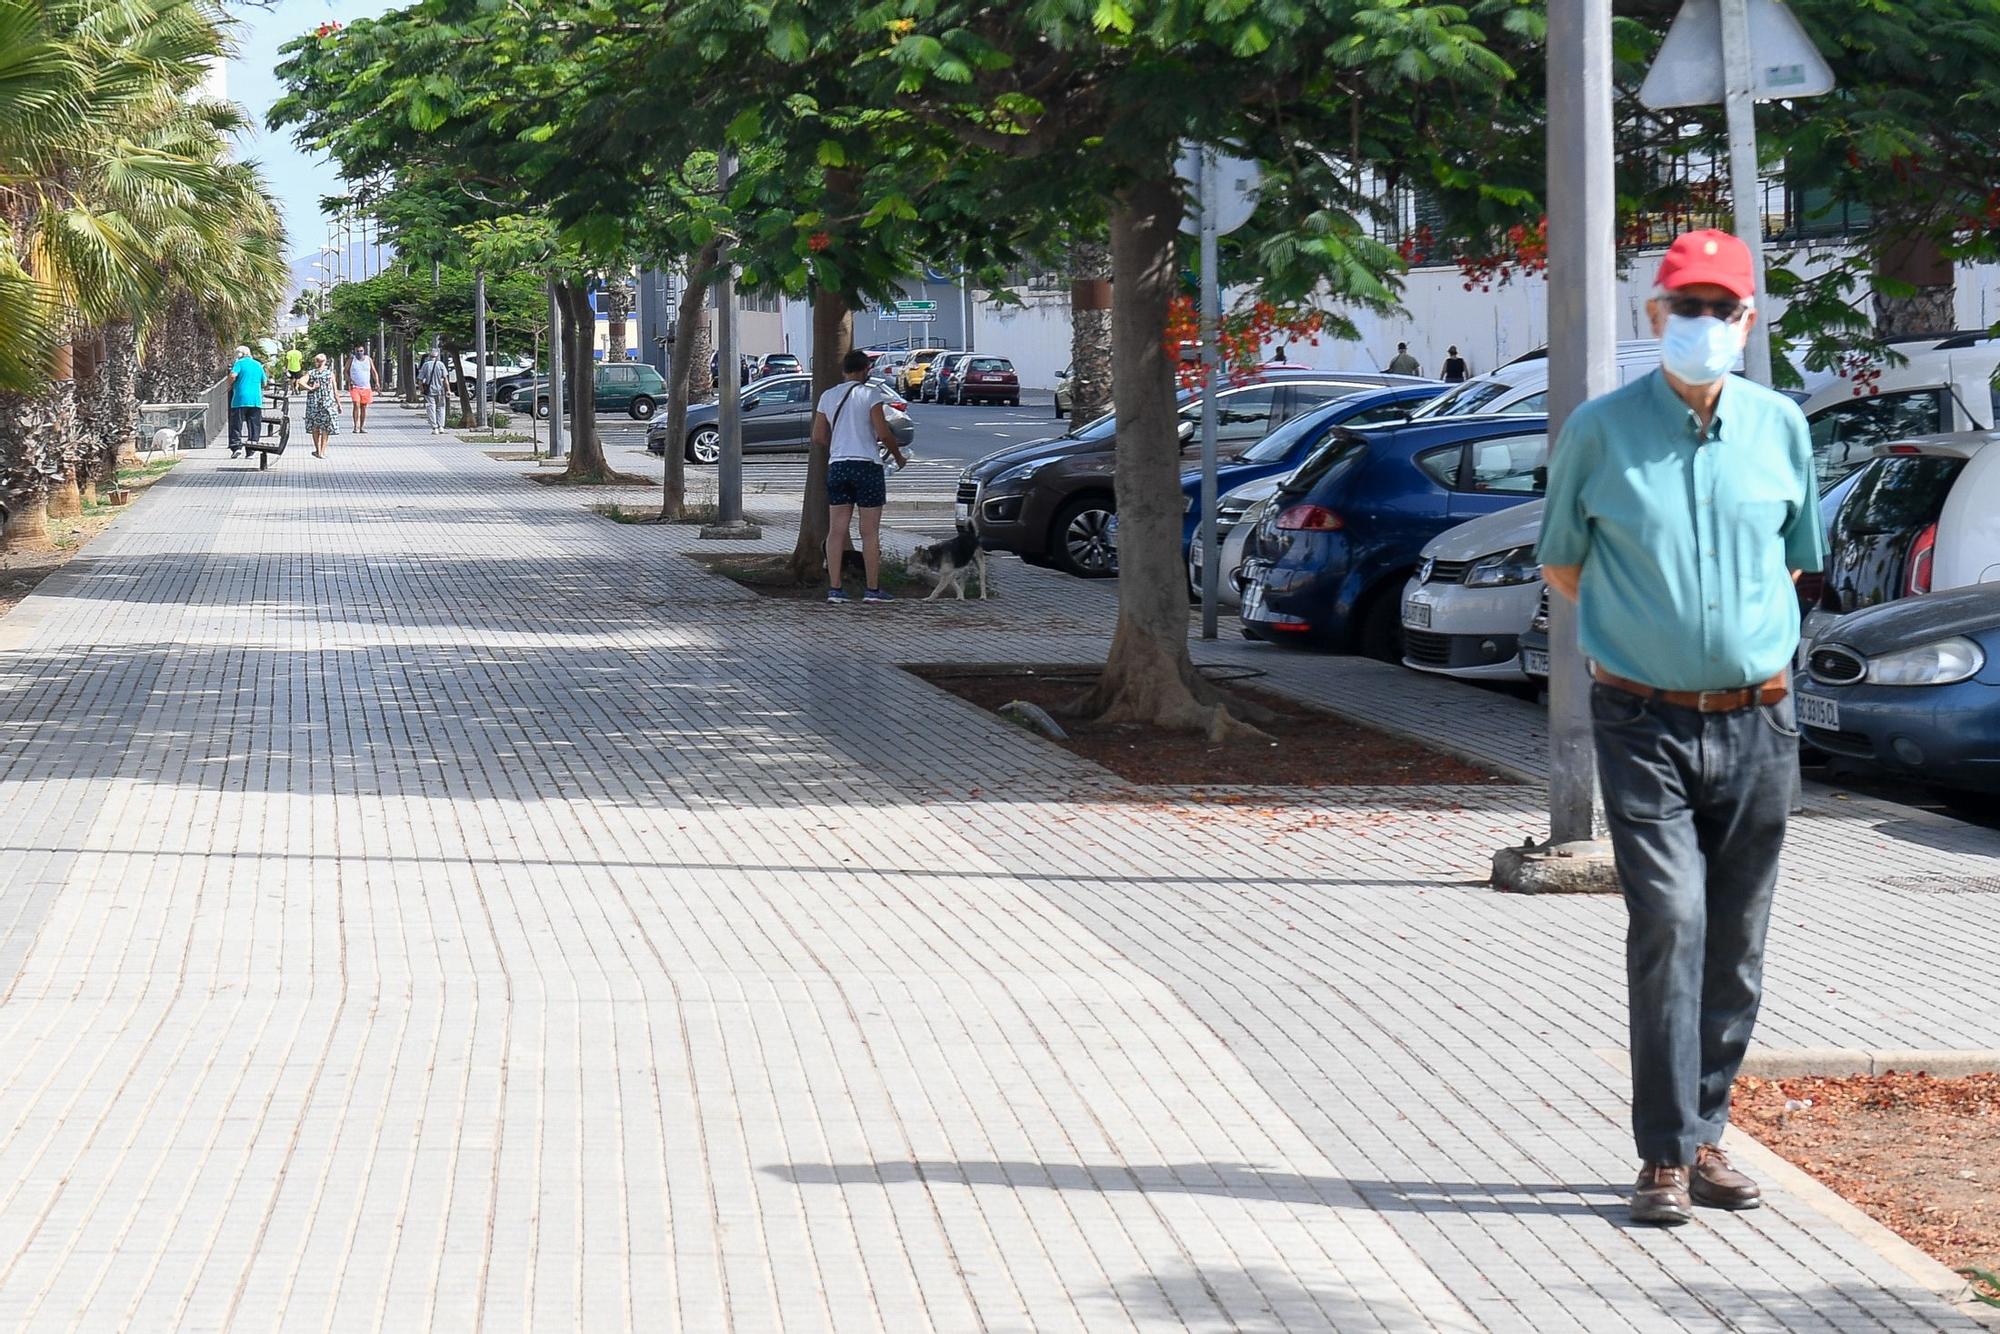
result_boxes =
[1,0,286,545]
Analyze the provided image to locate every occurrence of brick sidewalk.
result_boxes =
[0,407,1991,1331]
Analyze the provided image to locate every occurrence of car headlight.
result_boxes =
[992,458,1053,484]
[1863,636,1986,686]
[1464,545,1542,588]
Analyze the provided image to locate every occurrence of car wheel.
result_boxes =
[629,394,656,420]
[1354,591,1404,663]
[1051,498,1118,578]
[686,426,721,464]
[1055,404,1065,418]
[1009,398,1020,407]
[534,398,551,419]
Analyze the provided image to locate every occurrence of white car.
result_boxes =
[1803,430,2000,648]
[1400,502,1546,680]
[1187,475,1285,609]
[1416,334,2000,488]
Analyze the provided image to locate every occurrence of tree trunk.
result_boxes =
[787,287,851,580]
[137,291,215,404]
[0,382,71,553]
[106,319,139,469]
[606,277,631,360]
[397,333,416,405]
[1873,232,1956,337]
[443,342,472,427]
[1069,235,1113,421]
[662,243,722,520]
[1079,172,1247,736]
[557,279,609,480]
[71,332,107,505]
[46,342,82,519]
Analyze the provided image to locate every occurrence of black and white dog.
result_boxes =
[907,532,992,600]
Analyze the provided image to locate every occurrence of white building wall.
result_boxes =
[769,252,2000,391]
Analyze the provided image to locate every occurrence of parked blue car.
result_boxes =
[1178,382,1444,551]
[1239,415,1552,659]
[1795,584,2000,800]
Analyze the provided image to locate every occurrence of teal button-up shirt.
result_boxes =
[1535,370,1824,691]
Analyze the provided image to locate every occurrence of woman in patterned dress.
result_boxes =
[297,353,342,458]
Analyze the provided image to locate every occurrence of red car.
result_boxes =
[954,355,1020,406]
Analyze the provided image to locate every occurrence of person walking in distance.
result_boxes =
[415,349,452,434]
[1442,345,1470,383]
[1536,230,1823,1226]
[226,344,265,458]
[1386,341,1421,375]
[297,352,342,458]
[346,344,377,434]
[811,348,907,603]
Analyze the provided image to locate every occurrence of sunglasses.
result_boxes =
[1663,295,1750,323]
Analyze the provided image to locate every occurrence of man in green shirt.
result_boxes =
[1537,230,1823,1226]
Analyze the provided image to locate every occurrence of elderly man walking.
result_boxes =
[1536,230,1824,1226]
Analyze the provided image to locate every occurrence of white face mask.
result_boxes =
[1660,313,1742,385]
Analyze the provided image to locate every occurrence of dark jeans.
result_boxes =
[1591,683,1798,1165]
[228,405,263,453]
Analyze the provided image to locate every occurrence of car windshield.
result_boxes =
[1238,400,1350,463]
[1068,389,1203,444]
[1409,378,1510,419]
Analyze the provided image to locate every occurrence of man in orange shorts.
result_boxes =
[347,344,378,433]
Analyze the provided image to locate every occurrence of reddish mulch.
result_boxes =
[1734,1072,2000,1292]
[911,664,1510,787]
[688,551,929,601]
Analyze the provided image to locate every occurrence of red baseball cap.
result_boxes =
[1655,229,1755,298]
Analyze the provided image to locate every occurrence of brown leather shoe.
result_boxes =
[1631,1162,1693,1225]
[1690,1144,1762,1210]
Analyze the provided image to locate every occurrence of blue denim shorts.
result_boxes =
[827,460,887,508]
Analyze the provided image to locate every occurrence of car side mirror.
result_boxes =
[1533,465,1548,490]
[1177,419,1195,443]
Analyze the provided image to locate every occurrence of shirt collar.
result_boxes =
[1645,367,1735,441]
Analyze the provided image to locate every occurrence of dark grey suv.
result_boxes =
[956,371,1429,576]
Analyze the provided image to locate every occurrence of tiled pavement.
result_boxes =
[0,408,1995,1331]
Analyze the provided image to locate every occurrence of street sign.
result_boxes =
[1638,0,1833,108]
[893,312,932,322]
[1175,145,1260,236]
[895,299,938,314]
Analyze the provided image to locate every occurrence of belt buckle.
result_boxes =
[1695,689,1734,713]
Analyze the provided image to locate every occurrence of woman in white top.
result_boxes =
[810,349,908,603]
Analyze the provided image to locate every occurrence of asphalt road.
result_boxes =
[593,396,1071,469]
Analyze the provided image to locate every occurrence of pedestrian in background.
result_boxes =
[1536,229,1823,1227]
[416,349,452,434]
[1386,341,1421,375]
[1442,345,1469,382]
[226,344,265,458]
[297,353,341,458]
[346,344,377,434]
[812,348,907,604]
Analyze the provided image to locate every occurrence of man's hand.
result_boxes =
[1544,563,1582,603]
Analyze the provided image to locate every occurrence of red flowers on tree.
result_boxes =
[1163,296,1328,389]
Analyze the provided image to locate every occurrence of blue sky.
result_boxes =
[225,0,394,265]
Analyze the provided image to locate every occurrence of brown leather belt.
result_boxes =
[1590,666,1788,713]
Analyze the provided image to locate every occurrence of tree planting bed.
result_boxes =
[910,664,1510,787]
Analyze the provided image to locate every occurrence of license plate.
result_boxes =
[1796,692,1840,731]
[1240,579,1268,621]
[954,502,970,522]
[1522,648,1550,677]
[1402,599,1432,629]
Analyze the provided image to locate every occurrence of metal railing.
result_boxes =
[134,374,229,451]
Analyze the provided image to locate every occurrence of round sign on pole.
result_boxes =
[1176,144,1261,236]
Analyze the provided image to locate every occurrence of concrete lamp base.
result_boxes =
[698,520,764,541]
[1492,838,1620,895]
